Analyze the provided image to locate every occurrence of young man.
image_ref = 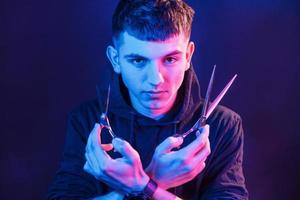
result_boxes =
[47,0,248,199]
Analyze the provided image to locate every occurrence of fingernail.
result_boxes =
[112,137,123,145]
[177,136,183,143]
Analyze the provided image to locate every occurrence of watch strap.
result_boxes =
[142,178,158,198]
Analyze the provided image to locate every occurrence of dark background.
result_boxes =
[1,0,300,199]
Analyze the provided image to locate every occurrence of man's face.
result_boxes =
[107,32,194,118]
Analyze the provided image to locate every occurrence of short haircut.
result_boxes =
[112,0,195,45]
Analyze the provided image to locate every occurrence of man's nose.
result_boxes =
[147,62,164,86]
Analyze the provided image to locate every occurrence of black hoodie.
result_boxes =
[46,67,248,199]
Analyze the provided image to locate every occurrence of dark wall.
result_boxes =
[1,0,299,199]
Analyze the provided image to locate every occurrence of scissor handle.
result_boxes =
[100,123,115,137]
[173,116,207,139]
[99,113,116,139]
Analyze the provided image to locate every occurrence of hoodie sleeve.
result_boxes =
[199,114,249,200]
[46,112,105,200]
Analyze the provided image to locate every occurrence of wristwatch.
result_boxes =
[124,178,158,200]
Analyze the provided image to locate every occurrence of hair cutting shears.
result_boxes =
[96,84,116,140]
[174,65,237,138]
[97,65,237,141]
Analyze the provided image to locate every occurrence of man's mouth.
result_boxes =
[144,90,167,98]
[147,91,165,94]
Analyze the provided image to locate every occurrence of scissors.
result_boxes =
[96,84,117,140]
[175,65,237,138]
[96,65,237,141]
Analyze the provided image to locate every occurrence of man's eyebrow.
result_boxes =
[124,54,147,59]
[123,50,183,59]
[164,50,183,57]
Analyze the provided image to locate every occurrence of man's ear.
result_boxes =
[106,45,121,74]
[185,41,195,71]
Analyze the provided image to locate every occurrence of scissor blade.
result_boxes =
[201,65,216,118]
[104,84,111,115]
[206,74,237,118]
[181,65,216,137]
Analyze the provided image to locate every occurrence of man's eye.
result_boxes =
[130,58,145,65]
[165,57,177,64]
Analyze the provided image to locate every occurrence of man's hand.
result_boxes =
[145,125,211,190]
[83,123,149,194]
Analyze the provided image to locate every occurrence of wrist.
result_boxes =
[145,164,157,185]
[142,178,158,198]
[152,186,182,200]
[137,173,150,192]
[126,177,158,199]
[127,173,149,195]
[145,168,168,190]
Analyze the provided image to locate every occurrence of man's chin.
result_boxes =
[145,104,163,111]
[143,100,167,111]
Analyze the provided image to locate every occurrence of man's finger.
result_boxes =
[155,136,183,154]
[101,144,114,151]
[87,123,111,160]
[192,137,211,167]
[189,161,206,179]
[180,125,210,156]
[87,123,100,147]
[112,137,140,163]
[83,161,93,174]
[85,149,100,171]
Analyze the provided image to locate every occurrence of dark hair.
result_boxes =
[112,0,195,44]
